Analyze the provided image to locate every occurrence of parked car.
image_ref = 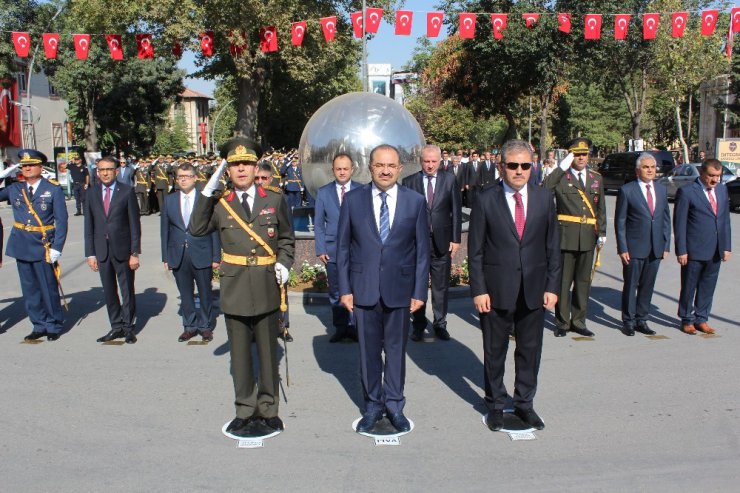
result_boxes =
[727,178,740,211]
[657,163,737,200]
[599,151,675,191]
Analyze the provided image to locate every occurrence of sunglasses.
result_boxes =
[254,176,271,181]
[504,162,532,171]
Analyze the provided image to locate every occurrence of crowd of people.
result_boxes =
[0,134,732,438]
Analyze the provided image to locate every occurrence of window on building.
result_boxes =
[16,71,28,93]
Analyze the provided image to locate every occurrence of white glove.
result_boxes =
[559,153,573,171]
[48,249,62,263]
[202,159,228,197]
[275,262,289,285]
[0,163,20,179]
[597,237,607,248]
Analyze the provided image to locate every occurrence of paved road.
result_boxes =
[1,195,739,492]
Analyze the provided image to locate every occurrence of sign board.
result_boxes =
[715,138,740,173]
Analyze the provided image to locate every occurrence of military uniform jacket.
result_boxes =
[134,167,150,193]
[153,163,172,190]
[280,164,303,192]
[543,167,607,251]
[190,186,295,317]
[0,179,68,262]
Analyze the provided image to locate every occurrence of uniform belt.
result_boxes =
[14,222,55,233]
[222,252,276,266]
[557,214,597,225]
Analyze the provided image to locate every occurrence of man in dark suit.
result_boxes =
[469,139,561,432]
[161,163,221,342]
[449,155,468,207]
[337,144,430,434]
[440,150,452,171]
[402,145,462,341]
[614,153,671,336]
[314,153,360,342]
[478,150,498,189]
[116,157,135,187]
[465,151,481,207]
[674,159,732,335]
[85,156,141,344]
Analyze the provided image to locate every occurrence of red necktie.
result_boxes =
[514,191,525,240]
[707,188,717,215]
[103,187,111,216]
[646,183,654,216]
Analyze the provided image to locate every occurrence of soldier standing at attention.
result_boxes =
[543,138,607,338]
[190,138,295,437]
[134,158,151,216]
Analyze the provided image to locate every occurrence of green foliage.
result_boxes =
[0,0,55,83]
[152,110,190,155]
[297,260,328,290]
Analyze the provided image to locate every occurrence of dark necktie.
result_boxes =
[578,171,585,188]
[28,185,34,200]
[379,192,389,244]
[242,191,251,217]
[340,185,345,204]
[707,188,717,215]
[103,187,111,216]
[514,191,525,240]
[646,184,654,216]
[426,175,434,208]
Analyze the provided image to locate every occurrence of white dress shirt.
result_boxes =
[180,189,196,224]
[570,168,587,186]
[502,181,528,220]
[424,174,436,205]
[235,185,256,212]
[372,183,398,230]
[335,181,349,205]
[637,179,654,208]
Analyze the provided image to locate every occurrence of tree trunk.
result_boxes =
[686,92,693,152]
[235,60,267,142]
[85,95,98,151]
[503,108,518,141]
[539,88,552,156]
[675,100,689,164]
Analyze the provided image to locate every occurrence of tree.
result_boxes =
[0,0,54,83]
[152,109,190,154]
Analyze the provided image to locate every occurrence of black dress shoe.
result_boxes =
[486,410,504,431]
[571,327,595,337]
[434,327,451,341]
[97,329,125,343]
[329,331,346,343]
[178,330,197,342]
[387,412,411,432]
[47,333,60,341]
[356,410,384,433]
[409,328,424,342]
[24,331,47,341]
[514,408,545,430]
[74,212,82,216]
[125,333,137,344]
[263,416,284,431]
[226,417,250,433]
[635,324,656,335]
[621,325,635,336]
[554,328,567,337]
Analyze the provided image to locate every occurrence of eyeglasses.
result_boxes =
[98,167,117,172]
[504,162,532,171]
[254,176,271,181]
[371,163,401,170]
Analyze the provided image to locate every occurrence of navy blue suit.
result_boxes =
[615,180,671,327]
[161,191,221,333]
[0,179,68,334]
[116,165,135,187]
[674,179,732,325]
[280,164,303,209]
[314,180,359,335]
[337,183,430,414]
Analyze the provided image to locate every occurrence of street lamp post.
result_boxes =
[210,99,234,154]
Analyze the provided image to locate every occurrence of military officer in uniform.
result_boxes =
[0,150,68,341]
[191,138,295,436]
[543,138,607,337]
[134,158,151,215]
[280,155,304,210]
[153,156,172,214]
[68,156,89,216]
[194,158,208,191]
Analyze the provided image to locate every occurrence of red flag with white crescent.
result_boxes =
[105,34,124,60]
[351,12,364,38]
[701,10,718,36]
[320,16,337,42]
[366,8,382,34]
[558,13,571,34]
[172,41,183,59]
[523,13,540,29]
[11,32,31,58]
[0,80,21,147]
[584,14,602,40]
[643,13,659,40]
[291,22,307,46]
[732,7,740,33]
[427,12,444,38]
[671,12,688,38]
[73,34,91,60]
[490,14,508,40]
[395,10,413,36]
[42,33,60,59]
[136,34,154,59]
[614,14,630,40]
[260,27,278,53]
[200,31,214,56]
[459,13,476,39]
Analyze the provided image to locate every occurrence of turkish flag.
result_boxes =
[671,12,688,38]
[427,12,444,37]
[584,14,602,40]
[614,14,631,40]
[199,122,207,145]
[136,34,154,59]
[73,34,91,60]
[701,10,718,36]
[523,13,540,29]
[396,10,413,35]
[320,16,337,42]
[42,33,60,59]
[260,26,278,53]
[351,12,364,38]
[366,8,382,34]
[11,32,31,58]
[200,31,214,56]
[172,42,183,59]
[459,13,476,39]
[558,13,571,34]
[490,14,508,40]
[732,7,740,33]
[291,22,307,46]
[643,13,659,40]
[0,81,21,147]
[106,34,124,60]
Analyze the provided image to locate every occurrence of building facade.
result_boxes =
[168,88,211,155]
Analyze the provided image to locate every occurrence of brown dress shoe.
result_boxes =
[178,330,197,342]
[201,330,213,342]
[681,324,697,335]
[695,323,716,334]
